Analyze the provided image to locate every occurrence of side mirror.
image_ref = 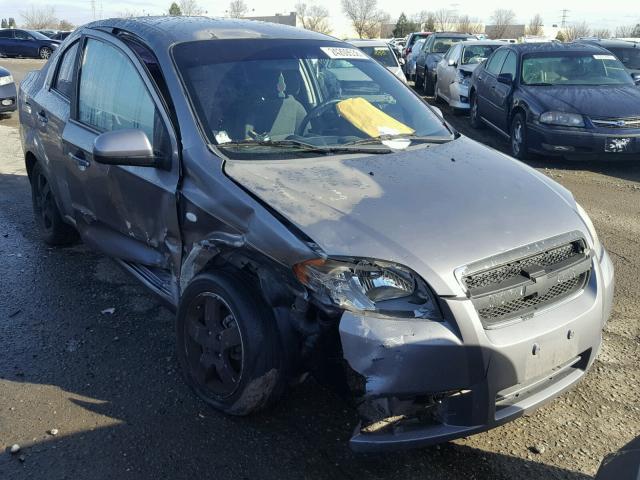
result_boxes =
[497,73,513,86]
[448,58,457,67]
[93,129,157,167]
[632,73,640,85]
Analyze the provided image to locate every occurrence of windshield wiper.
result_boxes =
[218,139,393,154]
[343,134,455,146]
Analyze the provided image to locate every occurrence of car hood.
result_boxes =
[459,63,481,74]
[224,137,586,295]
[521,84,640,117]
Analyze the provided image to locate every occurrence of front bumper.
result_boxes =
[0,82,17,113]
[528,122,640,157]
[339,249,614,452]
[445,82,470,110]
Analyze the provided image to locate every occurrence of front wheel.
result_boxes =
[176,271,286,416]
[510,113,531,160]
[39,47,52,60]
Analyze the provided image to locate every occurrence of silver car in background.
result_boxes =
[405,38,427,82]
[435,40,505,112]
[349,39,407,83]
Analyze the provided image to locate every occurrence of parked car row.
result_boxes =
[0,29,60,59]
[18,17,614,452]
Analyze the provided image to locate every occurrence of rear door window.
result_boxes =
[500,51,517,78]
[52,42,79,99]
[0,30,13,38]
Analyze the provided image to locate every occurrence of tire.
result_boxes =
[434,83,444,104]
[415,72,424,91]
[30,162,77,245]
[176,271,286,416]
[510,112,531,160]
[424,73,435,96]
[39,47,52,60]
[469,92,483,129]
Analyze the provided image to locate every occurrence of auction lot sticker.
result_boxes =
[321,47,369,60]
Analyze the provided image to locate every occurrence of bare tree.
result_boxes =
[412,11,435,31]
[227,0,248,18]
[21,5,58,29]
[526,14,544,36]
[58,19,74,31]
[295,2,331,34]
[489,9,516,38]
[341,0,389,39]
[615,24,638,37]
[563,21,591,41]
[592,28,611,39]
[433,8,456,32]
[455,15,483,34]
[179,0,204,16]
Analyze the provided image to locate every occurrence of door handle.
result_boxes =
[68,152,90,170]
[37,110,48,125]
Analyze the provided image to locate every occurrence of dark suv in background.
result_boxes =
[415,32,476,94]
[0,29,60,59]
[576,39,640,79]
[469,42,640,159]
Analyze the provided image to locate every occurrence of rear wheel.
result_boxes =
[469,92,483,129]
[39,47,52,60]
[30,162,77,245]
[424,73,435,96]
[510,113,531,160]
[176,271,286,416]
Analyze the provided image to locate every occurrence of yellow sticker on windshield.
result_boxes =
[336,97,415,138]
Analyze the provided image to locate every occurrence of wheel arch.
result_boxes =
[24,150,38,180]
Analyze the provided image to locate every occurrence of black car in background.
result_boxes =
[469,42,640,159]
[52,31,72,41]
[0,65,16,113]
[415,32,476,95]
[0,29,60,59]
[577,39,640,78]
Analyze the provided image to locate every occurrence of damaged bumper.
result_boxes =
[340,249,614,452]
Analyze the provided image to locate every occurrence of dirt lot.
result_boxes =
[0,59,639,479]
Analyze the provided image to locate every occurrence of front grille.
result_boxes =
[461,236,591,328]
[477,273,586,321]
[463,243,579,291]
[591,116,640,129]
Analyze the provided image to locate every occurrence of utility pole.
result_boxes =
[560,9,569,29]
[91,0,96,20]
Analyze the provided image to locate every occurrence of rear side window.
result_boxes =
[0,30,13,39]
[78,39,156,141]
[500,51,517,78]
[52,42,79,99]
[14,30,31,40]
[486,49,508,75]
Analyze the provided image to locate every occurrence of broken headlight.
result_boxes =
[294,258,441,319]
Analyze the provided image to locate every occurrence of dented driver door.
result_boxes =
[61,33,181,285]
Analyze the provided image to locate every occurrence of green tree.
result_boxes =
[1,19,7,28]
[392,12,418,37]
[555,30,566,42]
[8,17,16,27]
[169,2,182,15]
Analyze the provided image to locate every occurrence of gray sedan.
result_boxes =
[19,17,613,452]
[0,65,16,113]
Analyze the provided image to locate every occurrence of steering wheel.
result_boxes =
[295,98,343,136]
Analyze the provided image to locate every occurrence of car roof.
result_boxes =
[347,39,391,47]
[458,40,506,47]
[431,32,475,38]
[508,42,607,54]
[85,16,334,49]
[578,39,639,48]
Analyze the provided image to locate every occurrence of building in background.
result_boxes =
[245,12,297,27]
[485,24,525,40]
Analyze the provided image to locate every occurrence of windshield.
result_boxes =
[409,34,429,47]
[173,39,452,159]
[433,37,470,54]
[462,45,500,64]
[522,53,633,86]
[608,47,640,70]
[357,45,398,67]
[30,31,51,40]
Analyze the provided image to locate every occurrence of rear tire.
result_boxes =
[39,47,52,60]
[30,162,77,245]
[176,271,286,416]
[424,73,435,96]
[469,92,483,129]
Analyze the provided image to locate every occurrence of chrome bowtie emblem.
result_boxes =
[615,120,626,127]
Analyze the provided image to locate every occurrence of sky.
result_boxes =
[1,0,639,37]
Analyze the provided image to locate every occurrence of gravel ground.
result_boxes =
[0,61,638,479]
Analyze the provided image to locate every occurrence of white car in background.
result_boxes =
[348,39,407,83]
[435,40,505,112]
